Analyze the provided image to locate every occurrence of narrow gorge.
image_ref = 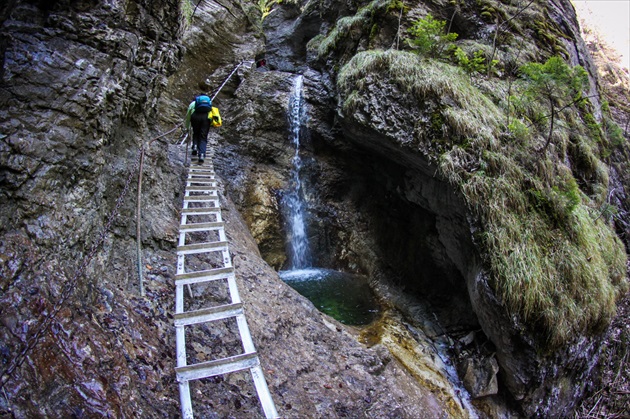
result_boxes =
[1,0,629,418]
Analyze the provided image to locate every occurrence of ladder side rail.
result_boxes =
[179,380,194,419]
[251,365,279,419]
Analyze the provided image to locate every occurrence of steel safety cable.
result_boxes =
[211,61,245,101]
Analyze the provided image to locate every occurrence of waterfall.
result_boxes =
[283,75,311,269]
[279,76,378,327]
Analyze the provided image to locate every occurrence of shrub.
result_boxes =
[507,119,530,142]
[454,48,498,79]
[407,14,458,58]
[518,56,589,152]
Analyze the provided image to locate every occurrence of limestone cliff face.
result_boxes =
[0,0,185,416]
[0,0,456,417]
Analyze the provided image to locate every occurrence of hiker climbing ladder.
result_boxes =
[174,160,278,419]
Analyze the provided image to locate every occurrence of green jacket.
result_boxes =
[184,101,196,129]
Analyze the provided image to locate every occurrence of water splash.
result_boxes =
[283,75,311,269]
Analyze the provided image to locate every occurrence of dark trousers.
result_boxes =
[191,110,211,156]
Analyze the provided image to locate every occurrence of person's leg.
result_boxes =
[191,112,207,157]
[198,130,208,158]
[195,115,211,163]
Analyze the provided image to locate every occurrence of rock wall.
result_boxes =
[0,0,185,416]
[0,0,464,417]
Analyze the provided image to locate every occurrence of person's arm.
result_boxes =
[184,101,195,129]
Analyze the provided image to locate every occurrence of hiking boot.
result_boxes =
[192,148,197,156]
[198,153,205,164]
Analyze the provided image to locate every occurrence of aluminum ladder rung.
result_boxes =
[181,207,221,215]
[187,174,215,178]
[187,177,216,182]
[176,352,259,382]
[186,191,218,197]
[187,179,215,184]
[183,195,220,202]
[176,241,228,255]
[187,177,215,182]
[174,303,243,326]
[187,184,218,189]
[189,167,215,173]
[187,174,215,179]
[186,185,218,192]
[186,193,218,199]
[175,266,234,286]
[186,176,219,186]
[180,221,224,232]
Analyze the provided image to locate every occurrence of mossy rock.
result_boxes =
[337,49,628,350]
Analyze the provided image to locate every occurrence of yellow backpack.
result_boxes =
[209,107,222,127]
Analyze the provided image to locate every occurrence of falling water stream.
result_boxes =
[283,75,311,270]
[278,75,379,326]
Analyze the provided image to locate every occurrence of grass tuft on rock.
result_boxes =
[339,50,503,150]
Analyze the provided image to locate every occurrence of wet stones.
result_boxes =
[459,356,500,399]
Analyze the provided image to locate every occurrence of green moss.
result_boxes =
[605,118,625,147]
[306,34,324,52]
[533,20,569,58]
[507,119,530,142]
[480,4,498,22]
[431,110,446,138]
[180,0,193,25]
[369,23,379,43]
[474,0,509,23]
[386,0,408,13]
[480,11,494,21]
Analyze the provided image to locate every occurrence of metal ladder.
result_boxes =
[174,159,278,419]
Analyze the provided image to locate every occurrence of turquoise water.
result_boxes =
[279,268,380,326]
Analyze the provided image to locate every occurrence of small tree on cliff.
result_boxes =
[407,14,457,58]
[518,56,589,153]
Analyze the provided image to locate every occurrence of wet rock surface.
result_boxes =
[1,0,184,416]
[0,232,180,417]
[217,188,451,418]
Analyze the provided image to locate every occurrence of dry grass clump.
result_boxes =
[337,49,628,348]
[469,145,627,346]
[339,50,503,151]
[484,198,625,346]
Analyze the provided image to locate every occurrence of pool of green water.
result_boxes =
[279,268,380,326]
